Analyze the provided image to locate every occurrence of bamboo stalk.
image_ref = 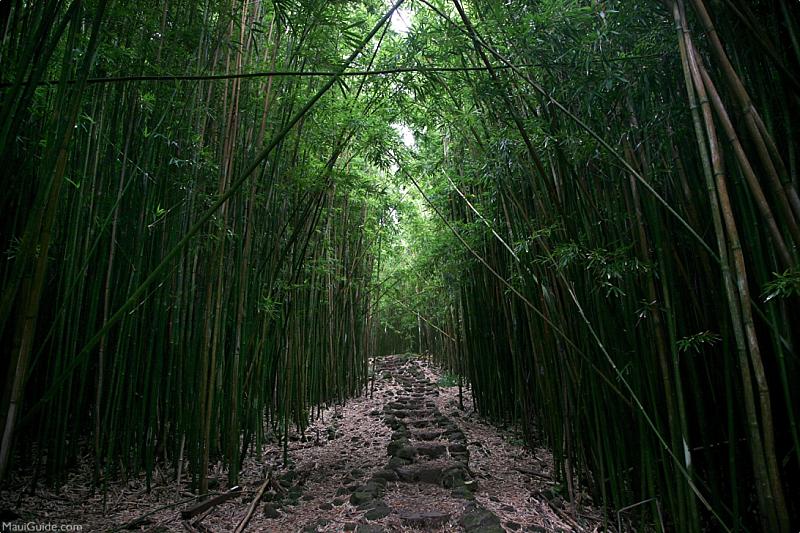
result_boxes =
[678,3,788,529]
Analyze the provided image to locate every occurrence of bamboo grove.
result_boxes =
[1,0,799,532]
[0,0,405,496]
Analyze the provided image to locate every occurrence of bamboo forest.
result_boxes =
[1,0,799,531]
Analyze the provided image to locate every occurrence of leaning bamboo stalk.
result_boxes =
[694,60,795,269]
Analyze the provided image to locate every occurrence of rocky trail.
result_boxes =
[1,356,603,532]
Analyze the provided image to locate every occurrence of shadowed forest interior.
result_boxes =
[1,0,799,531]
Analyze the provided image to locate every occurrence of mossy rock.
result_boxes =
[263,503,281,518]
[395,445,417,460]
[387,456,411,469]
[451,486,476,499]
[363,500,391,520]
[350,492,372,506]
[371,469,398,482]
[458,505,501,531]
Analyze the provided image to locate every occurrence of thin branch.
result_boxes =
[0,56,664,89]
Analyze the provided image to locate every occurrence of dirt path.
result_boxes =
[0,355,603,532]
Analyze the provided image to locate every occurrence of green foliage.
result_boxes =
[437,372,458,388]
[676,331,722,354]
[762,269,800,302]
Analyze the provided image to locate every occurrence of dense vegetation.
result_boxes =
[1,0,798,531]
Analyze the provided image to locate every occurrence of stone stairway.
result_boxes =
[341,355,503,532]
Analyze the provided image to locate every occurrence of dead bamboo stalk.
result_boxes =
[233,475,271,533]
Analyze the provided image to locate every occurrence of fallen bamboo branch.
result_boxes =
[180,486,242,519]
[515,466,552,481]
[233,474,272,533]
[190,504,217,531]
[549,501,585,533]
[114,489,241,531]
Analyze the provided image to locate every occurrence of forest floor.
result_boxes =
[1,355,604,532]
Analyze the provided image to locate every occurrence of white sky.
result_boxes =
[390,6,414,36]
[393,122,416,149]
[388,5,415,174]
[388,123,415,175]
[388,3,415,152]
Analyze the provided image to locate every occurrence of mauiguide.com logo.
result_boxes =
[1,523,82,532]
